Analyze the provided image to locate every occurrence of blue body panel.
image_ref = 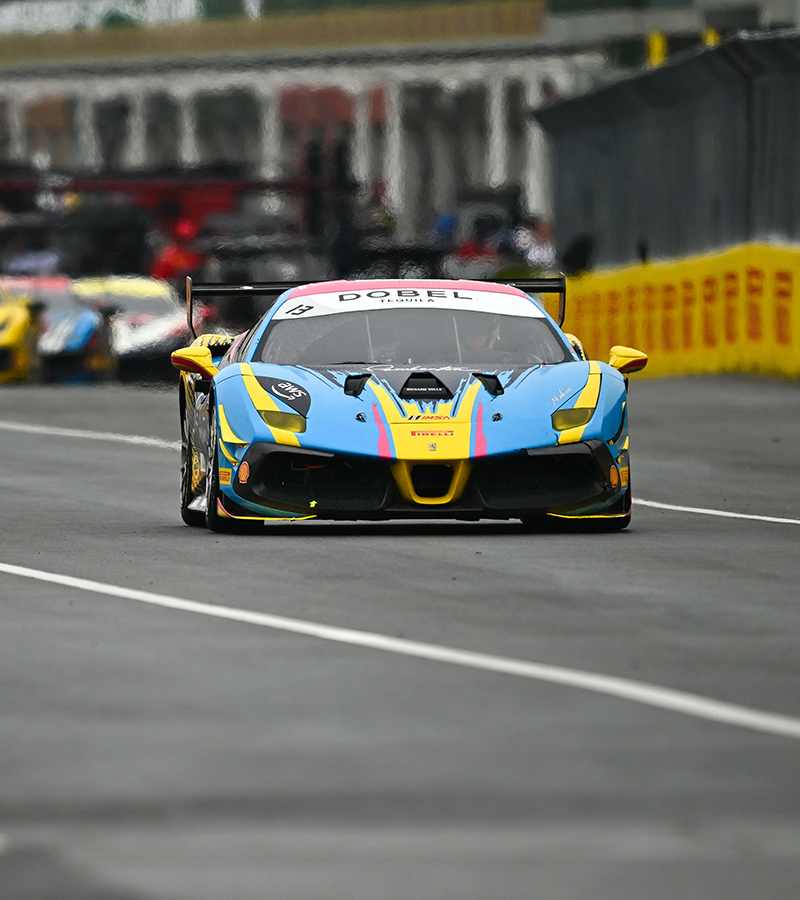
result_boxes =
[210,359,628,519]
[215,360,625,459]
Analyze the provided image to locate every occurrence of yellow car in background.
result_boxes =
[0,286,44,383]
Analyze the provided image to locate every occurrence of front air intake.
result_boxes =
[410,464,454,498]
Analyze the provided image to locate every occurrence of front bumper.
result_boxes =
[221,439,624,521]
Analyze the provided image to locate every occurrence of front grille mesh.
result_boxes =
[252,452,390,511]
[473,453,605,509]
[239,445,608,515]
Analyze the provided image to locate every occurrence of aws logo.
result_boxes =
[255,375,311,416]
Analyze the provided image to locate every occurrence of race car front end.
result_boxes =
[171,276,647,533]
[204,358,634,528]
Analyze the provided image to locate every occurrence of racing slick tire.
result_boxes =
[205,401,262,534]
[180,403,205,528]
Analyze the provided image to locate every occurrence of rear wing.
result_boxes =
[495,275,567,326]
[185,276,306,338]
[185,273,568,337]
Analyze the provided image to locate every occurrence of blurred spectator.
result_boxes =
[150,219,203,285]
[357,182,395,237]
[433,212,458,246]
[512,217,556,271]
[442,214,503,279]
[457,213,502,262]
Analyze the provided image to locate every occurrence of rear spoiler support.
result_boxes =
[185,276,306,338]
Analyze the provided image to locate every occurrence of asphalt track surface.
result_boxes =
[1,375,799,900]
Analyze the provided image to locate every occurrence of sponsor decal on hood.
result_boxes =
[256,376,311,416]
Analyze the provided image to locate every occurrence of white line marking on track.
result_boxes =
[637,498,800,525]
[0,419,180,451]
[3,561,800,741]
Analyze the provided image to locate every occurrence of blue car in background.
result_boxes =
[1,276,114,382]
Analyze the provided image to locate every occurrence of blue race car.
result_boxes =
[171,276,647,533]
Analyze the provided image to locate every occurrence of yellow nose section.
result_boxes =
[389,422,472,460]
[391,460,473,505]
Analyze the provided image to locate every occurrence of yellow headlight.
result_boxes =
[551,407,594,431]
[258,410,306,433]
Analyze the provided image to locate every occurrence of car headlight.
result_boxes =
[552,407,594,431]
[258,410,306,433]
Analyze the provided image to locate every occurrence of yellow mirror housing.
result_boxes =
[171,345,218,379]
[608,345,648,375]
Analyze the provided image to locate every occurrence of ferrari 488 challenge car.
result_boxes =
[171,276,647,533]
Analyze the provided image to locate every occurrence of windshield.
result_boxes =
[255,307,571,367]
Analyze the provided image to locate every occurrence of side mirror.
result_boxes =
[171,345,218,380]
[608,345,648,375]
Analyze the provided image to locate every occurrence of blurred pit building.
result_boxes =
[0,0,795,244]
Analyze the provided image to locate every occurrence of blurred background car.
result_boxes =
[2,275,116,382]
[0,282,44,383]
[38,280,115,383]
[74,275,206,382]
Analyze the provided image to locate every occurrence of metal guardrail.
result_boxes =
[533,32,800,270]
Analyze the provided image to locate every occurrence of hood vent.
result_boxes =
[400,373,453,401]
[473,373,504,396]
[344,374,371,396]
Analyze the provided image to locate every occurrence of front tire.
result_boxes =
[205,403,232,533]
[180,399,205,528]
[205,402,262,534]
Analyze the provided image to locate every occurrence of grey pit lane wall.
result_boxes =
[532,31,800,270]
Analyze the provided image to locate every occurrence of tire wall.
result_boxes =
[541,243,800,378]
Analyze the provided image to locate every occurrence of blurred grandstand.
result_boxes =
[0,0,795,279]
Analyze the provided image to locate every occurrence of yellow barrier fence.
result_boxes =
[554,244,800,378]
